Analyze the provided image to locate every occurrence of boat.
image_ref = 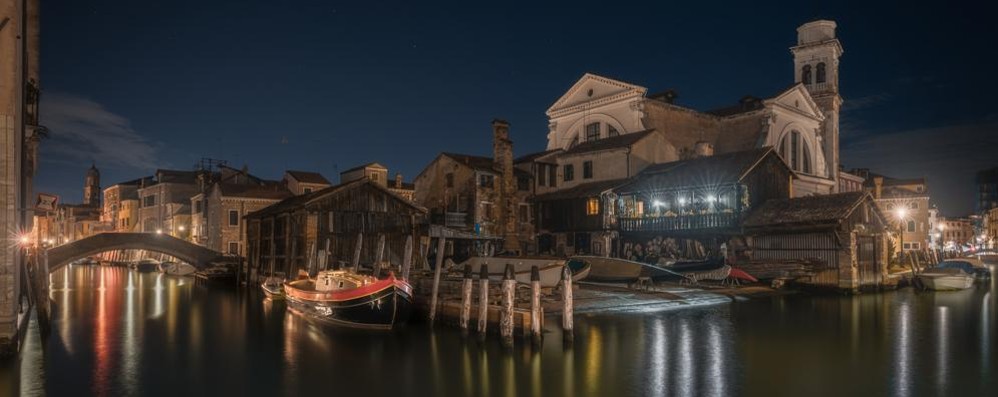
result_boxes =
[283,270,413,330]
[729,267,759,283]
[566,258,592,281]
[916,267,975,291]
[938,258,992,280]
[158,261,196,276]
[573,256,687,283]
[456,256,566,288]
[195,264,236,286]
[663,257,725,272]
[133,259,159,273]
[260,276,285,300]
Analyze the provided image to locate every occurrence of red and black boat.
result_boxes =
[283,270,413,330]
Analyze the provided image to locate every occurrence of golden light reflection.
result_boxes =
[503,348,515,397]
[530,347,541,397]
[585,326,602,395]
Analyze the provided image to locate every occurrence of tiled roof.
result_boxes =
[514,149,561,164]
[341,162,387,174]
[218,182,293,200]
[533,178,632,201]
[442,153,531,178]
[615,147,777,194]
[246,179,426,219]
[285,170,330,185]
[743,191,870,228]
[562,129,655,156]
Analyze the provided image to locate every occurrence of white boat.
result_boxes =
[158,261,196,276]
[917,267,975,291]
[456,257,566,288]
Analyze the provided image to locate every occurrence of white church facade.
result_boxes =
[538,20,844,198]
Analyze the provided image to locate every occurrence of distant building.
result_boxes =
[340,163,415,201]
[939,216,975,249]
[838,169,864,193]
[284,170,332,196]
[102,176,153,232]
[137,169,200,234]
[852,169,931,253]
[414,121,534,254]
[976,167,998,214]
[83,164,101,206]
[985,208,998,249]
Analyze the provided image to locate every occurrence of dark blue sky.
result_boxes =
[36,1,998,216]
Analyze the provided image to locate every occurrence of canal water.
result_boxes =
[1,265,995,396]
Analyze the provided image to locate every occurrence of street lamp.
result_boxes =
[155,229,163,235]
[894,207,908,257]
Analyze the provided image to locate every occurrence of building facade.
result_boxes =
[101,177,151,232]
[939,217,975,250]
[853,171,931,254]
[413,121,535,253]
[137,169,199,235]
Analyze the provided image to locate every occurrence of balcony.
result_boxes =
[618,212,739,233]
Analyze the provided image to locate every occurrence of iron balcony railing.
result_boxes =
[618,212,740,232]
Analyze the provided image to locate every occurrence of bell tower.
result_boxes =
[83,163,101,206]
[791,20,843,191]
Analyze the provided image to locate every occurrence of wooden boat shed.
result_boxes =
[742,191,890,291]
[244,178,427,279]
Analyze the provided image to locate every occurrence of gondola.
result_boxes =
[573,256,688,283]
[283,270,413,330]
[260,276,285,300]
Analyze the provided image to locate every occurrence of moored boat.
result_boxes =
[283,270,413,330]
[158,261,196,276]
[457,257,566,288]
[260,276,285,300]
[133,259,159,273]
[916,267,975,291]
[573,256,687,283]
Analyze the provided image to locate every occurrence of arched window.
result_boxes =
[907,220,916,233]
[779,130,814,174]
[801,65,812,85]
[816,63,826,84]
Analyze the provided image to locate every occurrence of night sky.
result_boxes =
[35,1,997,216]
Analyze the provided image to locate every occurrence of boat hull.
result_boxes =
[158,263,196,276]
[134,262,158,273]
[917,274,974,291]
[573,256,686,283]
[460,257,566,288]
[284,277,413,330]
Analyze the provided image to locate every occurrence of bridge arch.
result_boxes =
[46,232,226,273]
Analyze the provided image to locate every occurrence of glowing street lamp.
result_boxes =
[894,207,909,255]
[178,225,186,232]
[155,229,163,235]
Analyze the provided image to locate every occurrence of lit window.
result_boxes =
[586,198,599,215]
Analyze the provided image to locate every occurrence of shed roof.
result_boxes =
[533,178,632,201]
[743,191,871,228]
[615,147,778,194]
[562,129,655,156]
[285,170,331,185]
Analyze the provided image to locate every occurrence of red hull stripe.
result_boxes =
[286,274,413,302]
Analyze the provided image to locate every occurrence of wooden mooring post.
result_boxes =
[428,237,446,325]
[561,265,574,341]
[500,264,515,345]
[373,234,386,278]
[530,265,542,344]
[401,235,413,281]
[460,264,473,332]
[477,264,489,336]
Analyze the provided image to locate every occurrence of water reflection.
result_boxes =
[2,265,994,396]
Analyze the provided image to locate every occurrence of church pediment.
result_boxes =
[767,83,824,120]
[546,73,647,117]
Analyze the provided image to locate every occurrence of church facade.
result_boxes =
[542,20,843,197]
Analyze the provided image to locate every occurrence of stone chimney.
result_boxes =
[492,119,520,253]
[694,141,714,157]
[873,176,883,199]
[395,172,403,187]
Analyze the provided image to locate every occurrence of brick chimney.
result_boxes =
[492,119,520,253]
[873,176,883,199]
[395,172,403,187]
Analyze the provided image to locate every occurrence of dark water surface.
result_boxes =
[2,265,995,396]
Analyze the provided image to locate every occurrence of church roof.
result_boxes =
[562,129,656,156]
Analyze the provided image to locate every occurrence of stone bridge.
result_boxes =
[46,232,227,273]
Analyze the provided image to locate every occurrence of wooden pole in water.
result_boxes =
[323,239,330,271]
[429,237,446,324]
[351,232,364,272]
[401,235,414,281]
[500,263,515,343]
[561,265,574,341]
[530,265,542,343]
[373,234,386,277]
[477,264,489,335]
[460,264,473,332]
